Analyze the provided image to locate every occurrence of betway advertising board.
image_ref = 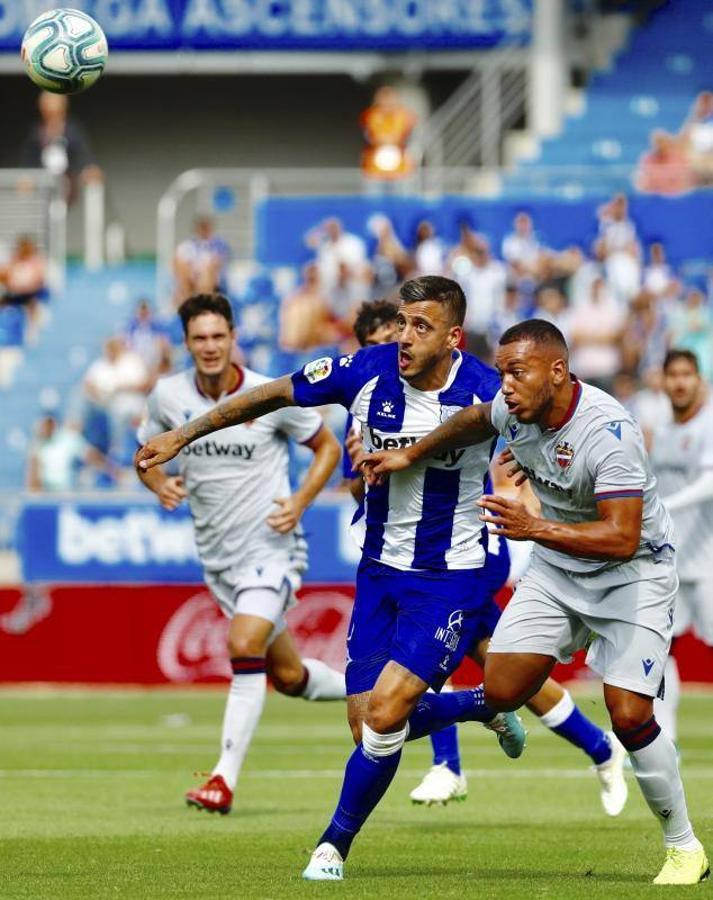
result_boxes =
[18,496,359,584]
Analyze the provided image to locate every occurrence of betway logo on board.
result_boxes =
[57,505,199,566]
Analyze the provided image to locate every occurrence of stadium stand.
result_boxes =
[508,1,713,197]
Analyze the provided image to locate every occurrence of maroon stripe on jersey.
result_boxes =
[615,716,661,752]
[546,376,582,431]
[231,656,266,675]
[594,490,643,501]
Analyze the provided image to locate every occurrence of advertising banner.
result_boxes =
[0,1,531,52]
[2,582,711,686]
[18,497,359,584]
[0,582,355,683]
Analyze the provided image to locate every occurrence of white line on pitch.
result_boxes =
[1,767,713,779]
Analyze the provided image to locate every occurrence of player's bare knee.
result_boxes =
[227,633,264,659]
[364,696,406,734]
[607,699,652,734]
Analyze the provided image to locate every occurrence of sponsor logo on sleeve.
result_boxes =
[304,357,333,384]
[605,421,623,440]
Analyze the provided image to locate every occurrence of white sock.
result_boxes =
[212,671,266,790]
[300,658,346,700]
[629,729,699,850]
[654,655,680,744]
[537,688,575,728]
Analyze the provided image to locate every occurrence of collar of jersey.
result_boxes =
[193,363,244,401]
[399,350,462,396]
[544,375,582,432]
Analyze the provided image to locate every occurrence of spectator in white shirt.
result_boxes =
[412,220,445,276]
[83,336,150,459]
[305,218,367,297]
[501,212,541,278]
[26,413,113,492]
[568,277,625,390]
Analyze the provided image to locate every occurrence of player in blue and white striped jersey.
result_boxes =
[345,299,627,812]
[137,279,624,882]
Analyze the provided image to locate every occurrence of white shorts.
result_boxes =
[204,556,302,641]
[489,556,677,697]
[674,578,713,644]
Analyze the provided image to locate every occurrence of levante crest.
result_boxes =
[555,441,575,469]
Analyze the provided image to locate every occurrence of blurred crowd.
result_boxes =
[636,91,713,195]
[24,186,713,493]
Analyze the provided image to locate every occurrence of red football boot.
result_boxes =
[185,774,233,815]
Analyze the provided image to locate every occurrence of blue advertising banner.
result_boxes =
[18,496,360,583]
[0,0,531,52]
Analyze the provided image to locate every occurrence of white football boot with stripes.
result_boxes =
[410,763,468,806]
[302,843,344,881]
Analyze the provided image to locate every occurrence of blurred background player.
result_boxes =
[345,298,628,810]
[135,292,344,815]
[650,349,713,745]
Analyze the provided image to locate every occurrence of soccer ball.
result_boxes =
[21,8,108,95]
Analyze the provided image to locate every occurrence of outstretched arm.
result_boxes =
[362,402,496,477]
[136,375,295,470]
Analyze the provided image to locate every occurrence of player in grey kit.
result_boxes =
[364,319,708,886]
[136,293,344,815]
[650,349,713,744]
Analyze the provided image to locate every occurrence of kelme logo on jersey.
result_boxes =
[303,357,332,384]
[555,441,575,469]
[377,399,396,419]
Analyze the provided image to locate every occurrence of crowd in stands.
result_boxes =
[636,91,713,195]
[20,186,712,493]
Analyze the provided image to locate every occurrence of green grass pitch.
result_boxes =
[1,687,711,898]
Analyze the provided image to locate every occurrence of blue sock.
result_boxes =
[540,690,612,765]
[406,686,494,742]
[318,743,402,860]
[430,725,461,775]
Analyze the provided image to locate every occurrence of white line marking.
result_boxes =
[1,767,713,779]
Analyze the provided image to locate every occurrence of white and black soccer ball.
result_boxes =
[21,8,108,95]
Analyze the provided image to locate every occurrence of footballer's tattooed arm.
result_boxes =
[362,402,496,479]
[136,375,295,470]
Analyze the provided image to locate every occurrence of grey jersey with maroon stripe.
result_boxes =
[137,367,323,574]
[650,402,713,581]
[490,379,674,574]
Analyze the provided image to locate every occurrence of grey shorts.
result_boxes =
[488,555,677,697]
[204,556,302,640]
[674,578,713,644]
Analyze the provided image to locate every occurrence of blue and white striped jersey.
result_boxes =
[292,343,500,572]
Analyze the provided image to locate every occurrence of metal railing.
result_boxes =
[0,169,66,292]
[420,47,528,183]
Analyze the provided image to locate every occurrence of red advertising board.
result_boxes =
[1,584,711,686]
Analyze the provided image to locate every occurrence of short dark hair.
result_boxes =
[353,299,399,347]
[178,293,233,335]
[399,275,466,327]
[663,348,699,373]
[499,318,568,355]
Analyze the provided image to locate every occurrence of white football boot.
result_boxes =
[594,731,628,817]
[409,763,468,806]
[302,843,344,881]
